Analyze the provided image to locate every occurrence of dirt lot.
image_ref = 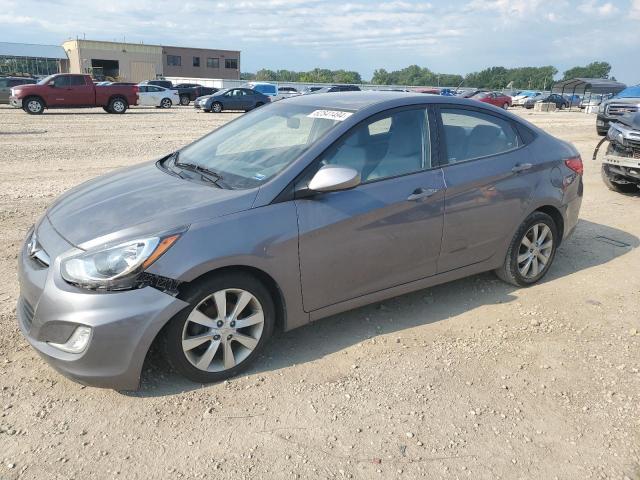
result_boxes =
[0,104,638,480]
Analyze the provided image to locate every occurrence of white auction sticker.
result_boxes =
[307,110,353,121]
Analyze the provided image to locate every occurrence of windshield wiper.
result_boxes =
[173,155,224,187]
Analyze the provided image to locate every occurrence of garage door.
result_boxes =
[130,62,157,83]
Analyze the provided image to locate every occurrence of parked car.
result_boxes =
[459,89,487,98]
[9,74,138,114]
[137,84,180,108]
[139,80,213,106]
[301,86,323,94]
[0,76,36,104]
[512,90,542,106]
[523,93,569,110]
[194,88,271,112]
[563,95,582,107]
[471,91,512,109]
[596,85,640,136]
[17,91,583,389]
[311,85,361,93]
[278,86,300,97]
[413,88,441,94]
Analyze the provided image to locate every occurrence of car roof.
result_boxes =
[283,91,489,110]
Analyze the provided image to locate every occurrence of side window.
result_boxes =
[440,108,520,164]
[69,76,86,86]
[53,76,70,88]
[321,108,429,183]
[138,86,148,93]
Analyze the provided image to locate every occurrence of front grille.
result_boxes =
[21,298,35,332]
[606,104,639,116]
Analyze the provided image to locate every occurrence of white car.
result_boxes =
[512,91,542,106]
[137,85,180,108]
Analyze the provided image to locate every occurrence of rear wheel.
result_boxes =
[495,212,558,287]
[162,272,275,383]
[180,95,190,106]
[23,97,44,115]
[160,98,172,109]
[108,97,127,114]
[601,164,638,194]
[211,102,223,113]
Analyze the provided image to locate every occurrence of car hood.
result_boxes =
[605,97,640,105]
[10,83,40,95]
[45,161,257,247]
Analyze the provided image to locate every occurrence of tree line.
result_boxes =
[241,61,614,89]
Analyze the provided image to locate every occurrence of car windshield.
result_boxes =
[175,103,350,189]
[37,74,56,85]
[472,92,488,98]
[616,86,640,98]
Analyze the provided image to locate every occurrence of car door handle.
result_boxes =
[407,188,439,201]
[512,163,533,173]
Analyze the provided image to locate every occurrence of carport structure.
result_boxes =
[552,78,627,111]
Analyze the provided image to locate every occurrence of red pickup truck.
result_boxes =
[9,74,138,114]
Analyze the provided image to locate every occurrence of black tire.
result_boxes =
[23,96,44,115]
[502,102,509,110]
[211,102,223,113]
[179,95,190,106]
[601,164,638,194]
[160,98,172,109]
[108,97,127,114]
[559,103,566,110]
[162,272,275,384]
[495,212,559,287]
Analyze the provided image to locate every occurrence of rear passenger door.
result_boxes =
[66,75,94,106]
[435,106,537,272]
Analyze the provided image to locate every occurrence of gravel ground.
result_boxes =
[0,104,638,480]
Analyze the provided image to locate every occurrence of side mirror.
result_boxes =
[308,165,361,193]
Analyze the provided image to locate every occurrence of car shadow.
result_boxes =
[125,218,638,397]
[40,110,173,116]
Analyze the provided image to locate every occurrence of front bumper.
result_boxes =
[9,96,22,108]
[17,219,189,390]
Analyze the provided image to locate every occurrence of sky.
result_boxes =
[1,0,639,83]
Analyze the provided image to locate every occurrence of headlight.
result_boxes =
[61,234,181,290]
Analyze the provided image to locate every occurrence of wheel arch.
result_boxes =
[108,94,128,106]
[177,265,287,333]
[24,95,46,107]
[533,204,565,244]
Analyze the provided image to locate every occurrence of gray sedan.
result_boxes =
[194,87,270,113]
[17,92,583,389]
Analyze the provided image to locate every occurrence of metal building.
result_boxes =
[62,39,241,83]
[0,42,69,77]
[62,39,163,83]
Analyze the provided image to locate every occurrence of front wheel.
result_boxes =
[601,164,638,194]
[503,102,509,110]
[495,212,559,287]
[180,95,190,106]
[160,98,172,109]
[23,97,44,115]
[162,272,275,383]
[211,102,223,113]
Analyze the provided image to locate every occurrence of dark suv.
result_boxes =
[0,76,36,104]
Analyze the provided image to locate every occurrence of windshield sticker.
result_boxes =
[253,173,266,181]
[307,110,353,121]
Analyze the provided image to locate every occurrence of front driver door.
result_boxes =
[295,106,446,312]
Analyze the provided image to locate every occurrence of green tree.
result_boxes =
[562,61,612,80]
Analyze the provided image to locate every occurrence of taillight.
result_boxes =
[565,156,583,175]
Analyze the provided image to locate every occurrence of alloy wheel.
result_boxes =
[181,288,265,372]
[27,100,42,113]
[112,100,125,113]
[517,223,553,278]
[212,103,222,113]
[161,98,171,108]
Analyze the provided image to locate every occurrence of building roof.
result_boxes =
[0,42,68,60]
[552,78,627,95]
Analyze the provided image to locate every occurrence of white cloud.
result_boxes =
[631,0,640,19]
[578,0,619,15]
